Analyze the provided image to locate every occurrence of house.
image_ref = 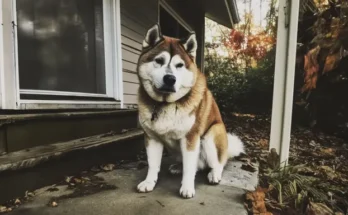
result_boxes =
[0,0,240,201]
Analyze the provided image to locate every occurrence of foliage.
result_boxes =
[205,48,275,114]
[293,0,348,136]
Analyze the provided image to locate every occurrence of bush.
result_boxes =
[205,49,275,114]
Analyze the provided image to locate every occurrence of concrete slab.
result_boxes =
[9,158,258,215]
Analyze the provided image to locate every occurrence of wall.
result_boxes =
[120,0,158,108]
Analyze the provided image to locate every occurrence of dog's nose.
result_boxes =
[163,74,176,86]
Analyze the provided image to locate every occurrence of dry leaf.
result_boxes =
[241,163,257,172]
[65,176,73,183]
[100,164,115,171]
[245,187,272,214]
[302,46,321,92]
[258,139,269,148]
[319,148,335,156]
[323,51,341,73]
[25,191,35,198]
[306,202,333,215]
[0,206,7,213]
[14,198,21,205]
[73,178,82,184]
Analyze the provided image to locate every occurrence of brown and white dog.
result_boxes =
[136,24,244,198]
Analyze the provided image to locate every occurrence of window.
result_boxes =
[0,0,122,109]
[159,1,191,39]
[17,0,106,94]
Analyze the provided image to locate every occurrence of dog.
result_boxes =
[136,24,244,199]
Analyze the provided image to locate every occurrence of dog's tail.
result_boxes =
[227,133,245,158]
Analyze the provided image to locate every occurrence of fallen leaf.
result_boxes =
[14,199,21,205]
[323,51,341,73]
[0,206,7,213]
[319,148,335,156]
[241,163,257,172]
[258,139,269,148]
[100,164,115,171]
[73,177,82,184]
[25,191,35,198]
[65,176,73,183]
[48,201,58,207]
[306,202,333,215]
[46,187,59,192]
[245,187,272,214]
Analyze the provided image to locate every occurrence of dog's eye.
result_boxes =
[176,63,184,68]
[155,58,164,65]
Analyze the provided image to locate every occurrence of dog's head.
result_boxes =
[137,24,198,103]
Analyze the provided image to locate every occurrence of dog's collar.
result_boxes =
[151,101,177,121]
[151,102,165,121]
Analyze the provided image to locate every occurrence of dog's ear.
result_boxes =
[181,33,198,60]
[143,24,163,49]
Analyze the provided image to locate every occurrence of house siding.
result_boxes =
[120,0,158,108]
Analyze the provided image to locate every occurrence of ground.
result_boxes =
[2,157,258,215]
[2,113,347,215]
[226,113,348,214]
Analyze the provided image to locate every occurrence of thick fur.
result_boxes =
[136,24,244,198]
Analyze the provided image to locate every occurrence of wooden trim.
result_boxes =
[159,0,193,32]
[0,109,137,127]
[0,129,144,172]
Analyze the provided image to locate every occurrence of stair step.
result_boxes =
[0,128,144,203]
[0,110,138,153]
[0,129,144,173]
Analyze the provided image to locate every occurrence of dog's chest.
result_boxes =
[140,104,195,141]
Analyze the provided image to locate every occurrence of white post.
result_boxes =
[269,0,300,165]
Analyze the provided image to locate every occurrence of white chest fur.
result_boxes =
[139,103,195,143]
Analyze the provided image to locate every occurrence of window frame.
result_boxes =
[158,0,193,34]
[0,0,123,110]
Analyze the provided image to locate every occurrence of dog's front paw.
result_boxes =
[207,170,222,185]
[179,184,195,198]
[137,180,156,193]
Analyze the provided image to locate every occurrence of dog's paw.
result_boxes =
[179,184,195,199]
[137,180,156,193]
[207,170,222,185]
[168,163,182,175]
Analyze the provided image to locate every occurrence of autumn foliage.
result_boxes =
[224,29,275,62]
[302,7,348,92]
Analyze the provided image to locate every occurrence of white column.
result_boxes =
[0,0,19,109]
[269,0,300,164]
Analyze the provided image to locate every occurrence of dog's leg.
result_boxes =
[179,135,200,198]
[137,138,163,193]
[202,123,228,185]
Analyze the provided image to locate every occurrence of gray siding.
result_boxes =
[120,0,158,107]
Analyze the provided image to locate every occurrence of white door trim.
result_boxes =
[269,0,300,165]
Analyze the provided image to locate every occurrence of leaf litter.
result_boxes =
[226,113,348,215]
